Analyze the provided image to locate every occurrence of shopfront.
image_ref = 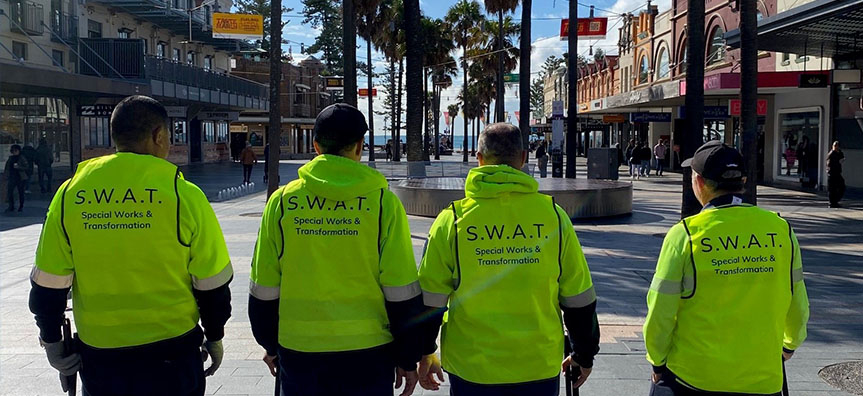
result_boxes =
[1,96,72,177]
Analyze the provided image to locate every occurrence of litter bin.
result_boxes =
[587,147,619,180]
[551,148,564,178]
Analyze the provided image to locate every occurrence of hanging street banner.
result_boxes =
[560,18,609,41]
[212,13,263,40]
[444,111,451,126]
[515,111,520,123]
[358,88,377,97]
[503,73,520,84]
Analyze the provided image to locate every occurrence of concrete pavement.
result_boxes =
[1,158,861,395]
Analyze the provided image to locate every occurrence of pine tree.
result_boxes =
[530,77,544,121]
[302,0,344,75]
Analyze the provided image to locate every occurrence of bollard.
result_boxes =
[217,191,223,201]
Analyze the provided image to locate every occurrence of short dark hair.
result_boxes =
[10,144,21,152]
[703,177,745,195]
[478,123,524,167]
[110,96,168,148]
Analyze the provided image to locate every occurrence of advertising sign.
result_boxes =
[165,106,187,118]
[212,13,264,40]
[728,99,768,116]
[560,18,609,41]
[630,112,671,123]
[678,106,729,120]
[358,88,377,97]
[199,111,239,121]
[552,100,564,117]
[78,104,114,117]
[324,77,344,91]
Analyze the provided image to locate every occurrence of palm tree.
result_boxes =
[404,0,424,173]
[682,0,706,216]
[740,0,758,204]
[422,17,457,160]
[471,16,519,126]
[448,102,461,150]
[343,0,358,106]
[566,0,577,178]
[373,0,405,161]
[357,0,382,163]
[445,0,484,162]
[519,0,531,156]
[483,0,518,122]
[267,0,281,196]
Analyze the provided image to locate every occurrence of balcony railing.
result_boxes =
[78,38,267,99]
[293,103,311,118]
[10,0,44,35]
[50,12,78,43]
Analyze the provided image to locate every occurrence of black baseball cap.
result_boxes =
[313,103,368,148]
[681,140,745,182]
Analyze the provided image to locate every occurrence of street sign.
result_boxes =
[78,104,114,117]
[552,100,564,117]
[324,77,344,91]
[212,13,264,40]
[678,106,729,120]
[729,99,767,116]
[199,111,239,121]
[799,73,828,88]
[165,106,187,118]
[630,112,671,123]
[358,88,377,97]
[503,73,520,83]
[560,18,608,41]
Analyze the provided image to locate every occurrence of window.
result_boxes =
[157,42,166,58]
[87,19,102,38]
[679,41,688,73]
[12,41,27,61]
[707,26,727,65]
[172,120,187,144]
[52,50,64,67]
[782,53,790,63]
[203,55,212,70]
[756,11,764,21]
[638,55,649,85]
[117,28,132,39]
[172,48,181,62]
[777,110,820,180]
[216,122,228,142]
[83,117,111,147]
[187,51,196,66]
[203,121,215,143]
[656,48,670,79]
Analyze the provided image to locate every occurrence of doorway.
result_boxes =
[189,118,202,163]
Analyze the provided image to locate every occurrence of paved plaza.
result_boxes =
[1,158,861,395]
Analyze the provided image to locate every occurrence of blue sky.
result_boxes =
[270,0,668,135]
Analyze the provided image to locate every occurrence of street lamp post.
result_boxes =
[181,0,217,44]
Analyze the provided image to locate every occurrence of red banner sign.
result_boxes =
[729,99,768,116]
[358,88,377,97]
[560,18,608,41]
[514,111,520,124]
[444,111,450,126]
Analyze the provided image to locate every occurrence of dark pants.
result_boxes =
[79,330,205,396]
[539,156,549,178]
[828,174,845,206]
[38,165,52,193]
[278,344,395,396]
[6,178,24,209]
[655,159,665,175]
[649,370,781,396]
[448,373,560,396]
[243,164,253,183]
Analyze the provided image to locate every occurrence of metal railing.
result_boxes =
[10,0,44,35]
[77,38,268,98]
[50,12,77,43]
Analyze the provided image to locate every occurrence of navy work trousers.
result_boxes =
[448,373,560,396]
[649,370,782,396]
[278,344,395,396]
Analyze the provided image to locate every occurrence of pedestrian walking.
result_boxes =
[644,140,809,396]
[386,139,393,161]
[653,139,667,176]
[4,144,28,212]
[827,141,845,208]
[29,95,233,395]
[639,142,652,177]
[36,138,54,193]
[240,142,257,184]
[615,142,624,169]
[536,139,549,178]
[21,143,37,193]
[625,139,636,175]
[263,143,269,184]
[417,123,599,396]
[248,103,422,396]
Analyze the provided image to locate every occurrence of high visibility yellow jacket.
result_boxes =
[644,196,809,394]
[249,154,419,353]
[420,165,595,385]
[31,153,232,348]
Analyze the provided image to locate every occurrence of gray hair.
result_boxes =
[478,123,524,167]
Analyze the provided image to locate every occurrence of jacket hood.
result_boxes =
[465,165,538,199]
[298,154,388,200]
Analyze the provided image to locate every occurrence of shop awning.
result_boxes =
[726,0,863,60]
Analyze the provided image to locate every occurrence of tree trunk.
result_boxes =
[682,0,706,217]
[394,57,404,162]
[519,0,531,161]
[423,68,431,162]
[342,0,357,106]
[367,37,375,163]
[740,0,758,204]
[566,0,577,178]
[389,58,396,159]
[405,0,424,175]
[462,56,469,163]
[496,9,505,123]
[472,118,477,156]
[267,0,281,196]
[434,83,441,160]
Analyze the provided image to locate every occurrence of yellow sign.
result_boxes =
[212,13,263,40]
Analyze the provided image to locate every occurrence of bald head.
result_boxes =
[477,123,525,169]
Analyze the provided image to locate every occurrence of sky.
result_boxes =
[269,0,671,137]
